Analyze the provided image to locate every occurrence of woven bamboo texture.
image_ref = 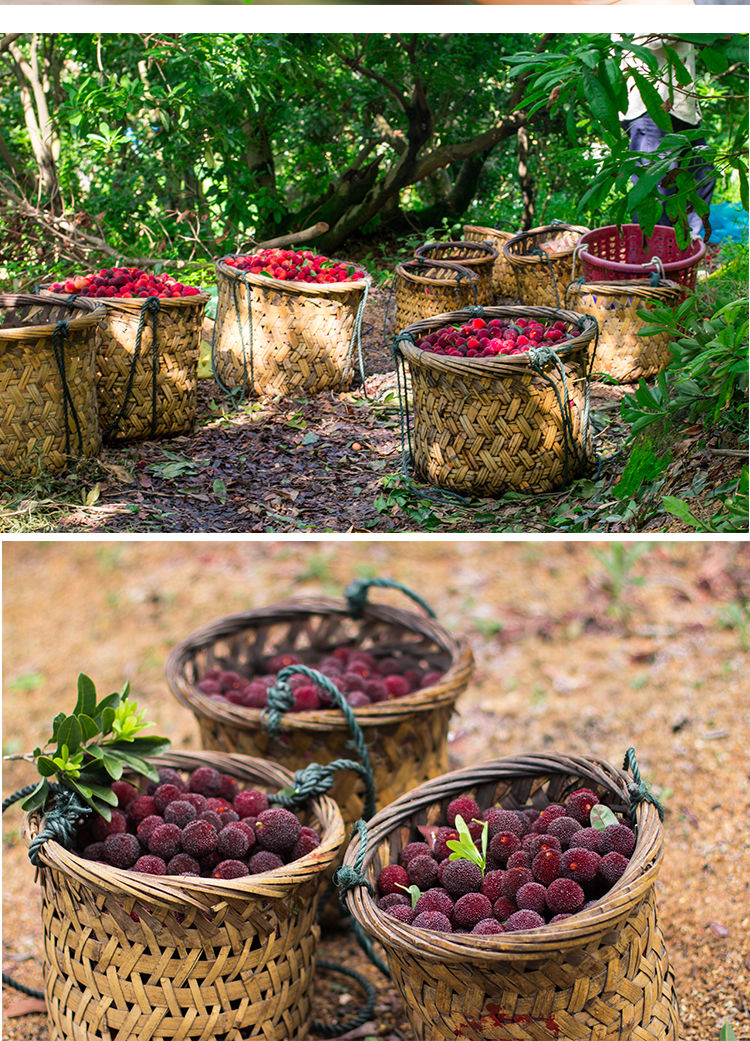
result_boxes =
[343,752,680,1041]
[463,225,518,298]
[576,224,705,293]
[1,294,103,475]
[393,260,481,334]
[40,287,209,443]
[504,225,589,309]
[398,305,597,496]
[566,280,682,382]
[24,750,345,1041]
[165,595,475,832]
[414,241,497,306]
[212,258,368,396]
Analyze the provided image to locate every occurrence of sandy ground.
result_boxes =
[2,540,749,1041]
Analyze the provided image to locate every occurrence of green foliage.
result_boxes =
[590,804,619,830]
[662,466,748,532]
[720,1021,738,1041]
[21,674,170,820]
[508,34,748,241]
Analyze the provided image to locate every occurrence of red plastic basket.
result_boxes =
[576,224,705,292]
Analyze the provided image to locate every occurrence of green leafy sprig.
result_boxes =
[396,883,422,910]
[446,814,489,875]
[20,673,171,821]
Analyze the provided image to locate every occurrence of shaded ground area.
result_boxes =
[3,541,749,1041]
[1,282,742,534]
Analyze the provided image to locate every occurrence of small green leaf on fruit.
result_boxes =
[396,883,422,909]
[590,804,619,830]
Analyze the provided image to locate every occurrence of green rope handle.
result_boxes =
[50,320,85,458]
[311,959,377,1036]
[455,268,479,308]
[623,747,664,823]
[102,296,161,440]
[263,666,376,821]
[334,819,391,978]
[269,758,375,820]
[341,279,371,396]
[344,577,436,619]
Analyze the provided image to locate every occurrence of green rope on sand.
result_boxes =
[344,577,436,619]
[311,959,377,1036]
[623,747,664,823]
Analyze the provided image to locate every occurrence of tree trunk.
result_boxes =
[8,34,60,210]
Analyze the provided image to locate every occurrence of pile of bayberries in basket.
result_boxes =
[75,765,320,878]
[46,268,202,298]
[196,649,444,710]
[376,788,636,933]
[415,316,574,358]
[223,248,365,284]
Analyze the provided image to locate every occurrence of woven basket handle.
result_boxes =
[264,666,377,819]
[344,578,436,619]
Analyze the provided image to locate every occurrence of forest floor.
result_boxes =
[2,541,749,1041]
[1,252,744,535]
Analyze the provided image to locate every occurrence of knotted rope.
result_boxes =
[530,247,561,309]
[2,781,92,999]
[623,746,664,823]
[50,319,85,459]
[269,758,374,818]
[344,577,436,619]
[263,665,376,821]
[340,278,371,397]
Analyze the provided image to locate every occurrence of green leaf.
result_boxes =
[51,712,66,743]
[590,804,619,830]
[55,716,83,755]
[719,1021,738,1041]
[20,779,49,813]
[75,674,97,717]
[77,715,99,742]
[396,883,422,909]
[629,71,672,132]
[101,754,125,780]
[98,706,116,736]
[36,756,59,777]
[662,496,702,528]
[700,48,729,75]
[446,814,486,873]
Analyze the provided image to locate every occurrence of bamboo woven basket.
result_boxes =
[0,293,103,476]
[504,224,589,309]
[212,257,369,397]
[24,750,345,1041]
[165,589,475,832]
[395,305,598,496]
[39,286,210,443]
[414,241,497,306]
[565,279,682,382]
[575,224,705,294]
[463,224,518,298]
[342,752,680,1041]
[393,260,481,334]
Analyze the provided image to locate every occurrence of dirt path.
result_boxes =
[3,541,749,1041]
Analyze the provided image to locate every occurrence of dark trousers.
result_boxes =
[623,113,717,237]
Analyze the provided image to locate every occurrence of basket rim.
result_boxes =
[0,293,107,341]
[215,256,369,294]
[463,224,516,242]
[415,240,499,263]
[396,304,596,376]
[164,594,475,732]
[503,225,589,265]
[395,259,481,288]
[24,749,346,906]
[566,278,684,299]
[577,223,707,274]
[342,751,663,963]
